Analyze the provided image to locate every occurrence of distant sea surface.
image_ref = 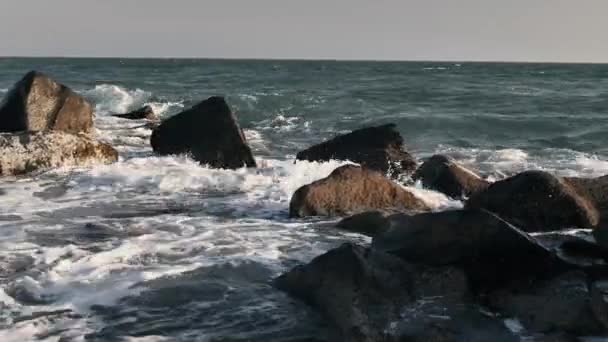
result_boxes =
[1,58,608,341]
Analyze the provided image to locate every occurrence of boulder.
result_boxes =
[0,71,93,134]
[336,211,391,237]
[295,124,417,179]
[0,131,117,176]
[413,154,489,199]
[150,96,256,169]
[490,271,608,335]
[466,171,599,232]
[373,209,570,291]
[112,105,158,121]
[289,165,429,218]
[275,243,519,342]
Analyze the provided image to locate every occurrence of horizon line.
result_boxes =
[1,55,607,65]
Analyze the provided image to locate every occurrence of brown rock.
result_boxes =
[413,154,489,199]
[0,71,93,134]
[150,96,256,169]
[289,165,429,218]
[296,124,417,179]
[466,170,599,232]
[0,131,117,176]
[336,211,391,237]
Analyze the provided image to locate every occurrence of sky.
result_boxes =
[0,0,607,63]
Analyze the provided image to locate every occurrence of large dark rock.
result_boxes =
[275,243,519,342]
[490,271,608,335]
[112,105,158,121]
[150,96,256,169]
[0,71,93,134]
[466,171,599,232]
[336,211,391,237]
[373,209,570,291]
[289,165,429,218]
[0,131,118,176]
[296,124,417,179]
[413,154,489,199]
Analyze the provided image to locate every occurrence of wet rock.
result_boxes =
[0,131,118,176]
[150,96,256,169]
[336,211,391,237]
[0,71,93,134]
[289,165,429,218]
[490,271,608,335]
[373,209,570,291]
[296,124,417,179]
[275,243,519,342]
[413,154,489,199]
[466,170,599,232]
[112,105,158,121]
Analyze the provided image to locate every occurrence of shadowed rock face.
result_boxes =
[296,124,417,179]
[0,71,93,134]
[0,131,117,176]
[289,165,429,218]
[112,105,158,121]
[466,170,599,232]
[373,209,570,291]
[413,154,489,199]
[150,96,256,169]
[336,211,391,237]
[275,243,520,342]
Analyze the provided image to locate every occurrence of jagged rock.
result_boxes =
[112,105,158,120]
[0,71,93,134]
[336,211,391,237]
[289,165,429,218]
[296,124,417,179]
[490,271,608,335]
[466,171,599,232]
[413,154,489,199]
[0,131,117,176]
[275,243,519,342]
[150,96,256,169]
[373,209,570,291]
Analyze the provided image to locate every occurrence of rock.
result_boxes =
[150,96,256,169]
[0,131,117,176]
[0,71,93,134]
[490,271,607,335]
[336,211,391,237]
[295,124,417,179]
[112,105,158,121]
[373,209,570,291]
[275,243,519,342]
[466,170,599,232]
[413,154,489,199]
[289,165,429,218]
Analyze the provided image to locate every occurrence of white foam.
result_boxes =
[84,84,151,114]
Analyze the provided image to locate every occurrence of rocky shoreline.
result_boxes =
[2,70,608,340]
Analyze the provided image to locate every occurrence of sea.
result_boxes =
[1,58,608,341]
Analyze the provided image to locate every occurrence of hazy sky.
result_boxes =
[1,0,607,62]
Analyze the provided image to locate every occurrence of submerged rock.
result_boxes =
[0,131,117,176]
[289,165,429,218]
[413,154,489,199]
[112,105,158,121]
[0,71,94,134]
[373,209,569,291]
[150,96,256,169]
[275,243,519,342]
[466,171,599,232]
[296,124,417,179]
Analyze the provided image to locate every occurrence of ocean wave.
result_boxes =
[82,84,183,117]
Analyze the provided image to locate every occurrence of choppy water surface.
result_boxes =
[1,59,608,341]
